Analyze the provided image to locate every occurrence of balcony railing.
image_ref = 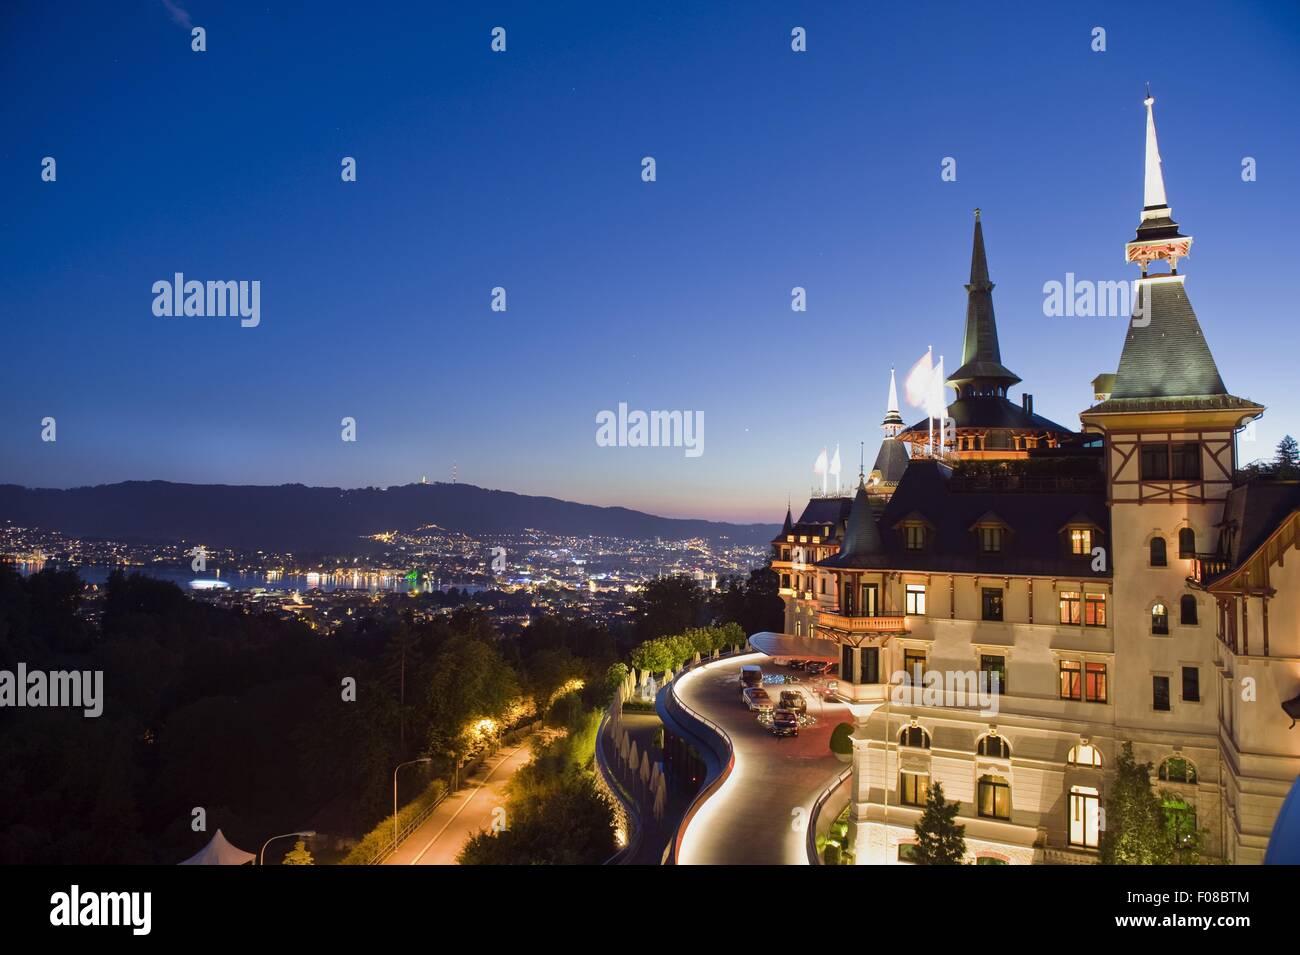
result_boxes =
[1191,553,1231,584]
[816,610,908,633]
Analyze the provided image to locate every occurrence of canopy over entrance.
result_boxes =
[748,631,840,661]
[179,828,256,866]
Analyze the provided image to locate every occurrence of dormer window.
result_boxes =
[979,526,1003,553]
[1070,528,1091,555]
[905,524,926,551]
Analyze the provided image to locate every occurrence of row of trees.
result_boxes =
[628,622,746,675]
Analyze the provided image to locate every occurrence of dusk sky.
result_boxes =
[3,0,1298,523]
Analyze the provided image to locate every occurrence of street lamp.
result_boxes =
[260,830,315,866]
[393,757,433,846]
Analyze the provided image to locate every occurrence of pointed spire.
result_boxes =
[1126,89,1192,274]
[781,502,793,534]
[881,367,904,435]
[947,209,1021,394]
[969,207,991,288]
[1142,89,1167,209]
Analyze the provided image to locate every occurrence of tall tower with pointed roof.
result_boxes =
[900,210,1079,459]
[870,370,910,487]
[1080,94,1264,862]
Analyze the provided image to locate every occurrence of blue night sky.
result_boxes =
[2,1,1298,523]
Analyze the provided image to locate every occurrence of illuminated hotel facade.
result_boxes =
[770,96,1299,864]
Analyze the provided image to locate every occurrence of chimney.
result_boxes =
[1022,393,1034,416]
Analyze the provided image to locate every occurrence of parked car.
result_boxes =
[805,660,829,676]
[787,659,806,670]
[742,686,774,713]
[819,680,839,700]
[739,664,764,688]
[771,708,799,738]
[779,689,807,714]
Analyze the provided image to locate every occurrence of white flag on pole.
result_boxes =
[904,347,934,409]
[829,444,842,492]
[813,447,828,495]
[926,355,947,419]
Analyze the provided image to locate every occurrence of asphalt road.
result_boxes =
[673,654,850,865]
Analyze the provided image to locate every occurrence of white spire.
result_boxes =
[881,366,905,436]
[887,368,899,414]
[1143,89,1168,210]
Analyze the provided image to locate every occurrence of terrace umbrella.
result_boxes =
[628,740,639,774]
[619,730,630,763]
[653,775,667,822]
[639,751,651,787]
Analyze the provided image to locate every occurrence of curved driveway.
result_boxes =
[674,654,851,865]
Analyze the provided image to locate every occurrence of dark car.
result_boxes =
[787,659,806,671]
[805,660,829,676]
[772,708,799,738]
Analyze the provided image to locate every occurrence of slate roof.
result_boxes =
[840,481,884,559]
[900,396,1076,436]
[1216,481,1300,568]
[1105,278,1226,402]
[871,438,910,484]
[773,495,853,543]
[819,460,1110,577]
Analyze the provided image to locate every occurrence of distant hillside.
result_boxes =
[0,481,779,553]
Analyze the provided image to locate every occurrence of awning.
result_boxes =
[747,631,840,661]
[179,829,256,865]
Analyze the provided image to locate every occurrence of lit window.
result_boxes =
[1151,603,1169,635]
[1084,593,1106,627]
[899,772,930,806]
[905,584,926,615]
[1068,744,1102,767]
[1059,591,1080,625]
[1059,660,1081,700]
[1070,528,1092,555]
[902,650,926,685]
[1069,785,1100,848]
[1085,662,1107,703]
[978,774,1011,819]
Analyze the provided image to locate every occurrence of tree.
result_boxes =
[911,781,966,864]
[631,575,708,641]
[281,839,314,865]
[1100,742,1172,864]
[1275,435,1299,478]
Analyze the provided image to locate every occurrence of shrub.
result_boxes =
[339,777,447,865]
[829,723,854,756]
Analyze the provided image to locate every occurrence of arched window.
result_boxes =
[899,725,931,749]
[1151,603,1169,635]
[1180,594,1198,625]
[977,734,1011,759]
[978,774,1011,819]
[1150,537,1167,567]
[1179,528,1196,559]
[1158,757,1198,784]
[1068,744,1102,767]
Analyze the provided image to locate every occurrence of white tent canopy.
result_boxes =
[179,828,256,865]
